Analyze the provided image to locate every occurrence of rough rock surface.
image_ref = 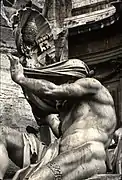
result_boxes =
[0,53,36,130]
[0,13,37,177]
[0,6,53,177]
[0,53,37,178]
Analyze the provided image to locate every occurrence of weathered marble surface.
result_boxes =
[88,174,122,180]
[0,53,36,131]
[0,53,37,177]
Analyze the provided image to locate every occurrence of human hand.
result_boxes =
[7,53,24,83]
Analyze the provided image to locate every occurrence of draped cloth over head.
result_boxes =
[24,59,91,80]
[22,59,92,115]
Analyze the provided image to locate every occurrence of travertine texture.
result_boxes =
[0,53,36,131]
[0,3,37,131]
[72,0,110,9]
[0,53,37,178]
[88,174,122,180]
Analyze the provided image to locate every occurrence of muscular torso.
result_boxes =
[23,79,116,154]
[59,86,116,152]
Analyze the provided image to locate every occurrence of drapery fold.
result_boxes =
[24,59,90,79]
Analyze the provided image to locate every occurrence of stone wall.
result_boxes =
[0,6,38,178]
[0,53,36,131]
[0,7,36,130]
[71,0,113,15]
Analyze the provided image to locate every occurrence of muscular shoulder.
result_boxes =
[88,79,114,105]
[75,78,102,90]
[76,78,114,105]
[96,85,114,106]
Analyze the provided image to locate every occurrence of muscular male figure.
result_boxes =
[7,56,117,180]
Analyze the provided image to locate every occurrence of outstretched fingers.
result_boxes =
[7,53,19,67]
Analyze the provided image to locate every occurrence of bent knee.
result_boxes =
[90,142,106,160]
[79,159,106,179]
[64,158,106,180]
[90,158,106,174]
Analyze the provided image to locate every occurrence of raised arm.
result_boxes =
[19,77,101,100]
[47,78,101,99]
[8,54,101,100]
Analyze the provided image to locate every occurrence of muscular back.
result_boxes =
[59,79,117,152]
[11,63,116,153]
[20,76,116,152]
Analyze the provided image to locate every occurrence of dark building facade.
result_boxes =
[68,0,122,128]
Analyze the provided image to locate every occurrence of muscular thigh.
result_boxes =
[50,141,106,180]
[7,132,24,168]
[0,126,24,168]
